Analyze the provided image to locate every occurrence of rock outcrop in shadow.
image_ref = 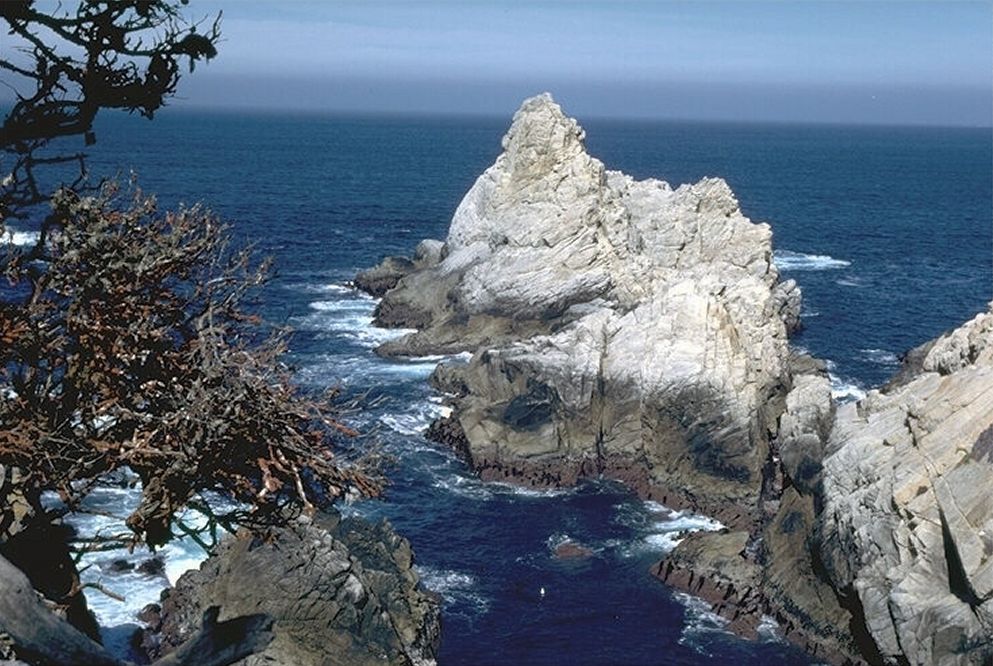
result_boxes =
[145,511,441,666]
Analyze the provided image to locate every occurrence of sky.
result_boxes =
[9,1,993,125]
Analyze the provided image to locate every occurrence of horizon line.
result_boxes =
[137,100,993,131]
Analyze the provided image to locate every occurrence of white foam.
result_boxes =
[829,373,867,403]
[545,532,573,551]
[430,474,495,501]
[859,348,899,366]
[321,283,363,295]
[487,481,574,498]
[757,614,787,643]
[774,250,851,271]
[400,354,443,363]
[642,500,668,513]
[287,282,370,296]
[397,350,472,365]
[823,359,867,403]
[379,400,448,436]
[643,532,686,552]
[615,502,725,556]
[300,300,417,348]
[297,355,439,387]
[642,509,725,553]
[655,511,725,534]
[2,228,40,246]
[307,300,375,313]
[414,565,489,614]
[674,590,732,655]
[431,473,573,501]
[61,479,240,628]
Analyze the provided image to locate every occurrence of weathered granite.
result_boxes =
[149,511,440,666]
[656,355,869,665]
[359,93,993,666]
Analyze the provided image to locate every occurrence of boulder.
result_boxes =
[353,257,416,298]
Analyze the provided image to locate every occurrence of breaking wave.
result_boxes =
[774,250,851,271]
[2,227,41,246]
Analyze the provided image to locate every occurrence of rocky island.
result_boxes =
[357,93,993,665]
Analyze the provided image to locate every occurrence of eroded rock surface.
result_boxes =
[357,93,993,665]
[149,512,440,666]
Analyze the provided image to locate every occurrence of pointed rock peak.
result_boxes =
[499,93,590,179]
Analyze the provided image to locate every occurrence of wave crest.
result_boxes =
[774,249,851,271]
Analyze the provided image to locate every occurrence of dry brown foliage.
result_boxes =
[1,183,380,548]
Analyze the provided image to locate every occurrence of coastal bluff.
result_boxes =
[356,94,993,665]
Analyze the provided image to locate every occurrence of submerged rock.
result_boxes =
[552,540,594,560]
[361,93,799,529]
[148,511,440,666]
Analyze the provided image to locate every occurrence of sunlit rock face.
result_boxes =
[819,306,993,666]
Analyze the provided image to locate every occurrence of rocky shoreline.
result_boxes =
[0,501,440,666]
[356,93,993,665]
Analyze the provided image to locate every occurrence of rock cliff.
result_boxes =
[818,307,993,665]
[365,93,800,529]
[655,307,993,666]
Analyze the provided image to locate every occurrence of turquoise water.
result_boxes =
[10,110,989,664]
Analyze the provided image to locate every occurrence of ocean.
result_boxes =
[7,109,990,665]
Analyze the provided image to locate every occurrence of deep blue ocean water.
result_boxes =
[9,109,990,665]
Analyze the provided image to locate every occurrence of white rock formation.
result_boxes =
[360,93,993,665]
[369,93,800,525]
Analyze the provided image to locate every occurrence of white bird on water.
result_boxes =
[539,586,546,598]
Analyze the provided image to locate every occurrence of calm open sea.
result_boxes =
[10,109,989,665]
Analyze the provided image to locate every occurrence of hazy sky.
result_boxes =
[13,1,993,125]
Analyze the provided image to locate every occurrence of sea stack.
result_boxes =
[360,93,806,529]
